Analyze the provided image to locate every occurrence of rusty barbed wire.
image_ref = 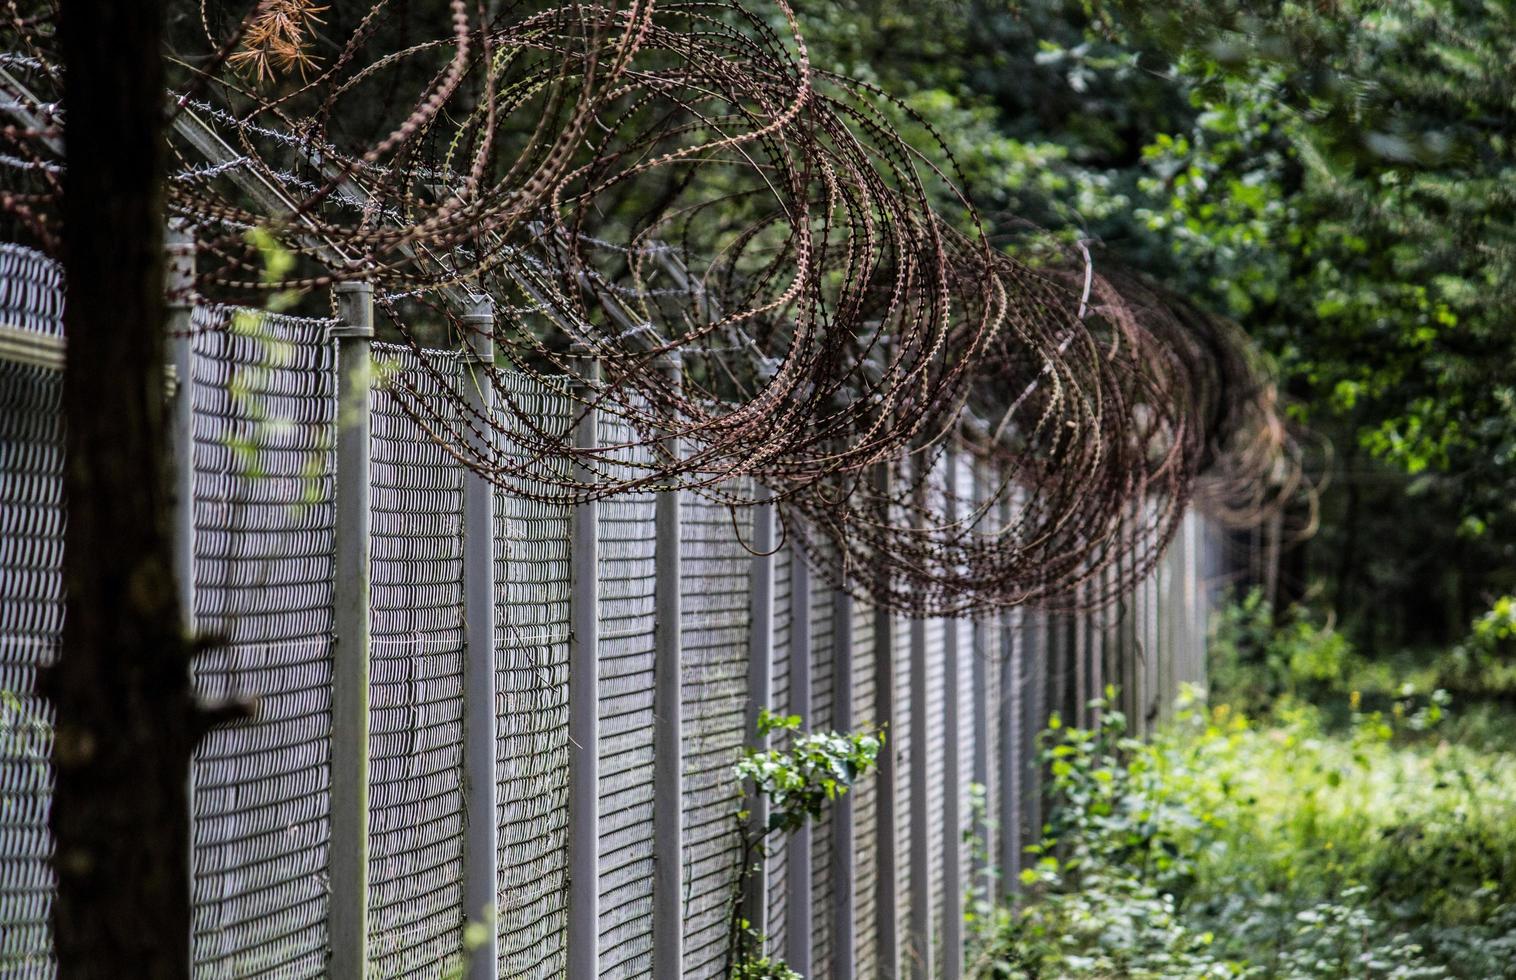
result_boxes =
[0,0,1309,615]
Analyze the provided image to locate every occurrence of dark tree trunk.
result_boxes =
[52,0,193,975]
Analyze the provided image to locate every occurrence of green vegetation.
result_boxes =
[969,671,1516,977]
[967,585,1516,976]
[794,0,1516,652]
[728,708,883,978]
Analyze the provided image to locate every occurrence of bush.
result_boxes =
[972,692,1516,979]
[1209,590,1356,717]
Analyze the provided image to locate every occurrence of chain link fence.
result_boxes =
[0,245,1230,979]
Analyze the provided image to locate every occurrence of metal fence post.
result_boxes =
[1021,605,1045,873]
[567,359,601,980]
[970,462,991,899]
[653,357,684,979]
[459,298,498,979]
[831,585,855,980]
[745,486,774,938]
[330,280,375,979]
[166,221,196,633]
[872,464,900,980]
[941,450,963,980]
[166,220,197,968]
[786,548,813,976]
[996,489,1022,902]
[908,607,932,980]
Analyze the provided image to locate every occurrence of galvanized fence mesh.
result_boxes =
[492,373,572,977]
[808,568,836,978]
[764,544,793,958]
[596,410,658,980]
[188,305,336,978]
[0,243,62,980]
[680,484,754,980]
[0,245,1230,979]
[367,344,468,977]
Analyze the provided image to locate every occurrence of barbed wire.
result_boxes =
[0,0,1311,615]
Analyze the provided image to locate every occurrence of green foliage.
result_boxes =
[728,936,803,980]
[726,707,882,977]
[1208,589,1356,716]
[795,1,1516,654]
[1440,594,1516,695]
[976,694,1516,978]
[734,706,883,835]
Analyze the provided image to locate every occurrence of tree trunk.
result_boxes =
[52,1,193,975]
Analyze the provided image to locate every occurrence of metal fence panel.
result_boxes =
[808,569,837,979]
[493,373,572,977]
[851,595,879,977]
[596,413,658,980]
[0,244,63,978]
[367,344,467,977]
[680,485,753,979]
[894,606,916,971]
[765,544,792,959]
[188,306,336,978]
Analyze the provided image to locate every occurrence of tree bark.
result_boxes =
[53,0,193,975]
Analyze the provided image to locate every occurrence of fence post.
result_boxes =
[996,489,1022,902]
[831,585,855,980]
[871,463,900,979]
[330,280,375,979]
[1020,604,1045,875]
[970,461,991,898]
[166,221,196,633]
[567,358,600,980]
[166,220,197,968]
[459,298,498,979]
[907,608,932,980]
[907,457,933,980]
[653,357,684,979]
[941,449,963,980]
[785,547,813,976]
[744,486,774,938]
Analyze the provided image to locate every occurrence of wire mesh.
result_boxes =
[366,343,467,978]
[187,305,336,978]
[493,372,572,977]
[926,609,947,977]
[595,411,658,980]
[0,244,62,979]
[764,545,792,959]
[679,484,753,980]
[808,575,835,978]
[851,595,879,978]
[895,606,916,971]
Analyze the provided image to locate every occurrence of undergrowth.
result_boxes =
[970,688,1516,978]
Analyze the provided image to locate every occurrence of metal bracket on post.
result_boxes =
[831,584,856,980]
[329,280,375,980]
[785,548,813,977]
[871,463,899,979]
[653,354,684,979]
[745,484,775,938]
[459,297,498,980]
[567,355,600,980]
